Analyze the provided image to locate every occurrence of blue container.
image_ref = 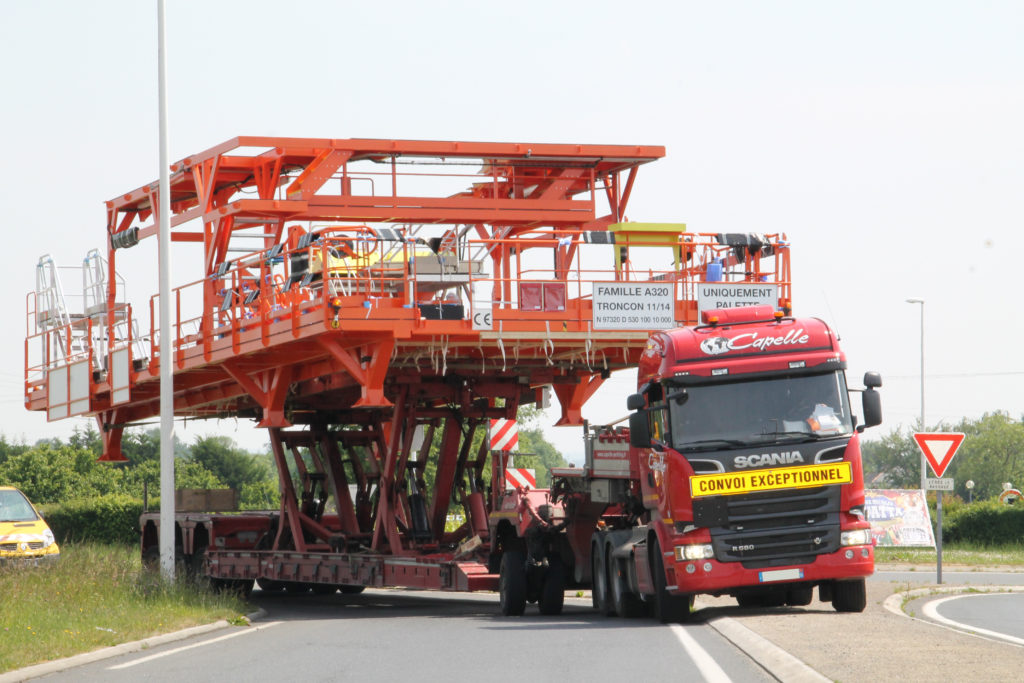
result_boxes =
[706,261,723,282]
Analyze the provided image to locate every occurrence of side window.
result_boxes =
[647,383,668,445]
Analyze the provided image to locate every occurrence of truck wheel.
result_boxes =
[499,551,527,616]
[310,583,338,595]
[592,545,614,616]
[538,557,565,615]
[610,554,647,618]
[651,540,694,623]
[831,579,867,613]
[339,585,366,594]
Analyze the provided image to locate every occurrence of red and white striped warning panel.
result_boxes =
[505,467,536,490]
[489,419,519,451]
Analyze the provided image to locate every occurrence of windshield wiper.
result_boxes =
[679,438,749,452]
[758,430,846,443]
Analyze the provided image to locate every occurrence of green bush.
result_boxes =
[944,501,1024,545]
[40,495,144,546]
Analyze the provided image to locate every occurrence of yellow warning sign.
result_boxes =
[690,462,852,498]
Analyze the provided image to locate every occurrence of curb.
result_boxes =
[0,609,267,683]
[705,615,830,682]
[882,584,1024,647]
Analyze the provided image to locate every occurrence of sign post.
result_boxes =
[913,432,966,584]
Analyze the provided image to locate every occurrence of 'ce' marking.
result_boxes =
[473,312,492,327]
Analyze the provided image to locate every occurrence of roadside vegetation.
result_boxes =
[876,543,1024,568]
[0,543,248,674]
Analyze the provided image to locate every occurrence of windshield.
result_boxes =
[0,489,40,523]
[668,371,854,451]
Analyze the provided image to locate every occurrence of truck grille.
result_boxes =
[709,486,840,566]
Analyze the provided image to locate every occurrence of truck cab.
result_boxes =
[621,305,881,614]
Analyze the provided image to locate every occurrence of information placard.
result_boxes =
[696,283,779,316]
[592,282,675,330]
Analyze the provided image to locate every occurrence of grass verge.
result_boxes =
[0,543,249,674]
[876,542,1024,567]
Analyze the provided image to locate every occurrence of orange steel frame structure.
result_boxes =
[24,137,791,588]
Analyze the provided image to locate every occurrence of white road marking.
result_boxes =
[923,594,1024,647]
[107,621,282,670]
[670,624,732,682]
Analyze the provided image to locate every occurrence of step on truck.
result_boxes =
[531,305,881,620]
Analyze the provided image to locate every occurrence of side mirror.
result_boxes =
[626,393,645,411]
[863,371,882,389]
[628,412,651,448]
[860,387,882,431]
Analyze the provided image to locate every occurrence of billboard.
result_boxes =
[865,489,936,547]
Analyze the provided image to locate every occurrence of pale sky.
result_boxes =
[2,1,1022,463]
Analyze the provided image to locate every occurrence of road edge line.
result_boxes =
[0,608,267,683]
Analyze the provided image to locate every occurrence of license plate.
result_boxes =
[759,568,804,583]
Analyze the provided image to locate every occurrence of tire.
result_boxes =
[142,546,159,571]
[591,544,614,616]
[651,539,694,623]
[538,557,566,616]
[339,585,366,594]
[609,553,647,618]
[283,581,312,594]
[310,583,338,595]
[499,551,527,616]
[786,585,814,607]
[832,579,867,613]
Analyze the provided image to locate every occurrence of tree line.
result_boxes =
[0,408,569,510]
[863,411,1024,502]
[0,427,279,509]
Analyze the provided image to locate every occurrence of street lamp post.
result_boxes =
[966,480,974,504]
[906,298,926,489]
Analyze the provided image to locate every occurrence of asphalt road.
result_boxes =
[16,567,1024,682]
[34,590,776,683]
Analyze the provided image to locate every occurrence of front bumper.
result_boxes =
[0,547,60,568]
[667,544,873,594]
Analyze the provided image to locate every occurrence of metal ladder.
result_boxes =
[81,248,147,369]
[34,254,89,367]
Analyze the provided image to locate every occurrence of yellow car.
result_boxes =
[0,486,60,566]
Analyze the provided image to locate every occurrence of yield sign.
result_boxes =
[913,432,965,478]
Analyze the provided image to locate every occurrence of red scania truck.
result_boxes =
[533,304,881,621]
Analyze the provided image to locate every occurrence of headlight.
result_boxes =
[675,544,714,561]
[840,529,871,547]
[42,529,55,548]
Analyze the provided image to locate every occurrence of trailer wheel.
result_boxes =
[651,539,694,623]
[538,556,565,615]
[831,579,866,613]
[310,583,338,595]
[499,551,527,616]
[339,585,366,594]
[610,554,647,618]
[591,544,614,616]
